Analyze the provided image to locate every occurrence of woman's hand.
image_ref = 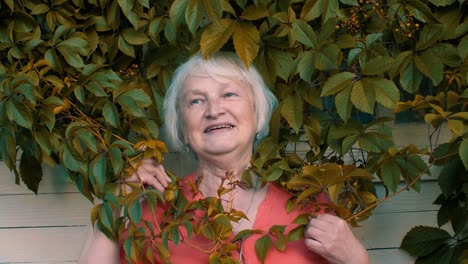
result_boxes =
[126,159,172,192]
[304,214,369,264]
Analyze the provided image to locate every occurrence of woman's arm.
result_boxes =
[78,159,169,263]
[77,225,120,264]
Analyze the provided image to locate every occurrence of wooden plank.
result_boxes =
[368,248,414,264]
[373,181,440,214]
[0,226,87,263]
[0,163,79,195]
[353,211,440,249]
[0,193,92,228]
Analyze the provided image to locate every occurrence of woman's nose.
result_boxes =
[205,98,224,118]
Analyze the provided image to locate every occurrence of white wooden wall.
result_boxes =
[0,124,447,263]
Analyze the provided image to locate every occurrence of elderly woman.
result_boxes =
[79,52,369,264]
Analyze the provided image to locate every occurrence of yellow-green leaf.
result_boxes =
[200,19,234,58]
[335,85,353,122]
[460,139,468,169]
[363,77,400,109]
[201,0,222,23]
[233,22,260,67]
[351,80,376,114]
[281,93,303,134]
[321,72,355,96]
[447,119,464,136]
[361,56,394,76]
[241,4,269,20]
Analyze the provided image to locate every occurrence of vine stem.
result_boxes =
[345,151,458,223]
[345,164,432,222]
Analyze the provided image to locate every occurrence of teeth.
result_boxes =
[206,125,233,132]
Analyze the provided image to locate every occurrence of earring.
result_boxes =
[185,144,191,153]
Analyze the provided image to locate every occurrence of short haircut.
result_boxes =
[163,52,278,155]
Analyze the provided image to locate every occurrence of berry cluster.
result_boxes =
[337,0,387,34]
[391,6,421,39]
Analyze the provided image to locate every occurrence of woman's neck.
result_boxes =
[196,162,249,198]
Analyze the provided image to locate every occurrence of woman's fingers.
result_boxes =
[126,159,172,192]
[303,214,369,264]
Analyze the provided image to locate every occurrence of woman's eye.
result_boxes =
[190,98,202,105]
[224,92,236,97]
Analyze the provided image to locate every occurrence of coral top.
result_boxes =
[121,174,329,264]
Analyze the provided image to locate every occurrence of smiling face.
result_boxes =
[180,75,257,161]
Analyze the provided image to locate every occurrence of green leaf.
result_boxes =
[233,22,260,67]
[122,28,150,45]
[416,24,444,51]
[380,161,400,192]
[30,3,50,15]
[320,72,355,96]
[4,0,14,10]
[185,0,203,35]
[200,19,234,58]
[78,129,98,153]
[265,166,283,181]
[460,138,468,169]
[301,0,323,21]
[400,62,423,93]
[401,226,451,257]
[287,225,305,241]
[91,153,107,191]
[351,80,375,114]
[149,17,164,44]
[116,89,151,117]
[362,78,400,109]
[85,81,107,97]
[291,20,317,48]
[255,235,272,263]
[281,93,303,134]
[6,98,33,129]
[103,102,121,128]
[414,244,458,264]
[315,44,339,71]
[58,37,89,49]
[33,128,52,155]
[128,198,143,224]
[19,151,43,194]
[56,45,84,68]
[213,214,232,228]
[427,0,457,6]
[169,0,189,27]
[109,146,123,176]
[117,35,135,58]
[361,56,393,76]
[388,51,413,79]
[458,35,468,61]
[296,51,316,83]
[99,202,115,235]
[164,20,177,45]
[414,52,443,85]
[335,85,353,122]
